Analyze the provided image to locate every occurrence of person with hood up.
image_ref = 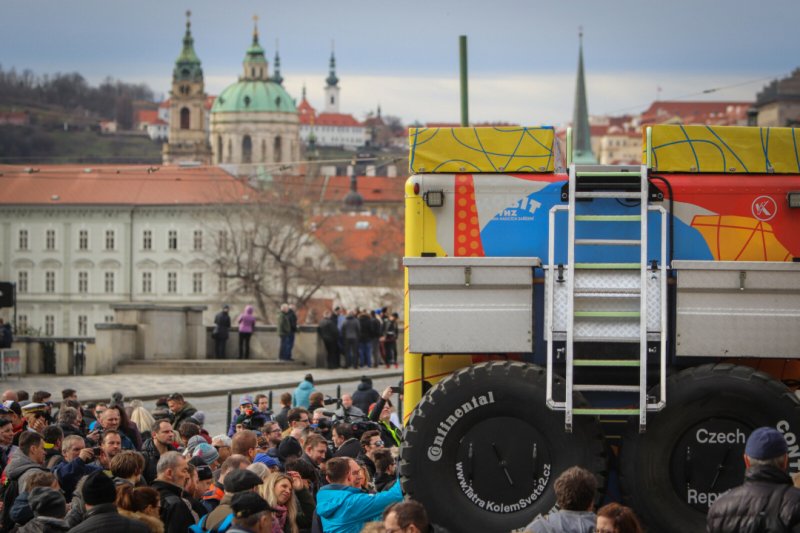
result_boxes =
[351,377,380,415]
[524,466,597,533]
[292,374,316,409]
[213,305,231,359]
[236,305,258,360]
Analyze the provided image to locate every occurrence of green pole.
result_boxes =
[459,35,468,127]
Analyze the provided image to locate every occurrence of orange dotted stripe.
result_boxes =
[454,174,485,257]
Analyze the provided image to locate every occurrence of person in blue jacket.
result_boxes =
[292,374,316,408]
[316,456,403,533]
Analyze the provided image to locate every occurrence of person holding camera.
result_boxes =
[52,435,101,503]
[368,387,402,448]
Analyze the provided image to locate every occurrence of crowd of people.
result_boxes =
[317,307,399,371]
[0,381,425,533]
[209,303,399,371]
[0,377,797,533]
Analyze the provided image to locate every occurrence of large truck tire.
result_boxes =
[620,363,800,533]
[399,361,607,533]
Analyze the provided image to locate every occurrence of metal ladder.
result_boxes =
[546,133,667,432]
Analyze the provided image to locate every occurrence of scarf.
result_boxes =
[272,504,287,533]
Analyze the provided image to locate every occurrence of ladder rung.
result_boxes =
[575,215,641,222]
[575,262,641,269]
[573,408,641,416]
[575,311,640,318]
[573,384,641,392]
[574,191,642,199]
[574,288,641,297]
[574,359,641,367]
[575,238,641,246]
[575,171,642,177]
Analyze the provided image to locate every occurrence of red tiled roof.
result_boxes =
[641,100,752,125]
[135,109,159,125]
[0,165,254,206]
[321,176,405,203]
[315,113,362,127]
[298,98,317,125]
[312,213,403,265]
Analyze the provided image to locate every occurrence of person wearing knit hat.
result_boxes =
[69,470,149,533]
[24,486,69,531]
[202,469,263,532]
[184,434,206,457]
[253,453,281,470]
[212,434,232,464]
[708,427,800,532]
[277,436,303,463]
[193,442,221,469]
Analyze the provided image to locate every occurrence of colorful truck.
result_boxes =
[399,124,800,532]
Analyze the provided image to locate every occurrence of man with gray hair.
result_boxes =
[55,406,82,440]
[278,303,293,361]
[150,451,195,533]
[707,426,800,532]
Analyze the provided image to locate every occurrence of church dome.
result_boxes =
[212,80,296,114]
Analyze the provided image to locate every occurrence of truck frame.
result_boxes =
[399,124,800,533]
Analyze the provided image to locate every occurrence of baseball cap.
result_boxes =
[745,427,788,460]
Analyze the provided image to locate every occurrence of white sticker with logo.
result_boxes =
[751,195,777,222]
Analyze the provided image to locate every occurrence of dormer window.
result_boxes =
[275,96,281,107]
[244,96,251,107]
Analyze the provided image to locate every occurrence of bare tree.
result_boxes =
[207,193,332,323]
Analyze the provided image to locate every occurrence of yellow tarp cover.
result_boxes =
[409,126,556,174]
[645,124,800,174]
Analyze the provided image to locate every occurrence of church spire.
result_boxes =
[326,42,339,87]
[572,28,597,164]
[272,39,284,85]
[173,10,203,82]
[242,14,268,81]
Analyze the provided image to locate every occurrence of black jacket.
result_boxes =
[65,503,149,533]
[352,381,379,415]
[707,465,800,532]
[213,311,231,340]
[151,480,196,533]
[318,317,339,343]
[140,438,161,485]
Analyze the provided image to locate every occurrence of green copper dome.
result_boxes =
[212,80,297,113]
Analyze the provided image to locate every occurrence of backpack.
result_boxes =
[753,484,790,533]
[189,512,233,533]
[0,463,47,532]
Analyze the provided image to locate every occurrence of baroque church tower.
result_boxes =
[163,11,212,165]
[324,47,340,113]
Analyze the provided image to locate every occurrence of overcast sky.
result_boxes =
[2,0,797,125]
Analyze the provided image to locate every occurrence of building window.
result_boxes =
[274,136,282,163]
[192,272,203,294]
[18,315,27,333]
[105,230,115,251]
[143,230,152,250]
[78,315,88,337]
[167,272,177,294]
[18,229,28,250]
[218,276,227,293]
[78,271,88,293]
[168,230,178,250]
[104,272,115,293]
[18,271,28,294]
[218,231,228,252]
[45,315,55,336]
[142,272,152,294]
[180,107,190,130]
[242,135,252,164]
[78,230,89,250]
[46,229,56,250]
[105,315,114,323]
[193,230,203,251]
[45,271,56,293]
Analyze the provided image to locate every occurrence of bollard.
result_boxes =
[226,391,232,430]
[268,390,273,411]
[336,384,341,399]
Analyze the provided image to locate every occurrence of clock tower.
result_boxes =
[163,11,212,165]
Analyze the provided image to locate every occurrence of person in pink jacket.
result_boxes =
[237,305,258,359]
